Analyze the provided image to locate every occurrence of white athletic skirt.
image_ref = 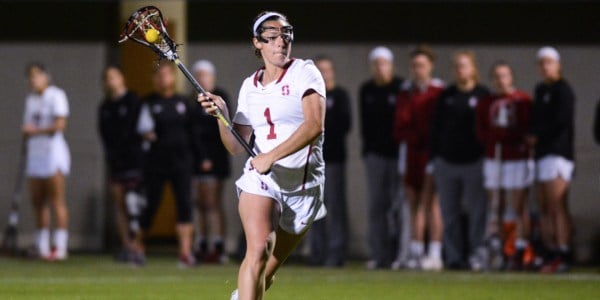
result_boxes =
[483,158,534,190]
[537,155,574,183]
[26,134,71,178]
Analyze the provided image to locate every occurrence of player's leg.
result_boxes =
[29,177,50,258]
[508,186,530,269]
[543,176,570,270]
[324,163,348,267]
[421,173,444,271]
[134,171,167,263]
[192,178,209,260]
[110,181,132,259]
[171,169,195,265]
[364,154,391,268]
[405,184,424,269]
[202,178,227,262]
[463,160,488,271]
[237,192,277,300]
[264,227,308,289]
[47,172,68,260]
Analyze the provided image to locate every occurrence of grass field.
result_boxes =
[0,255,599,300]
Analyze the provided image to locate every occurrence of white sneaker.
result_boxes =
[405,256,421,270]
[230,289,238,300]
[365,260,379,270]
[421,256,443,271]
[390,259,404,271]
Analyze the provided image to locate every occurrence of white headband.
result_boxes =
[192,60,215,75]
[537,46,560,62]
[369,46,394,62]
[253,12,285,36]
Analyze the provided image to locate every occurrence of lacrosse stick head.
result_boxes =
[119,6,179,61]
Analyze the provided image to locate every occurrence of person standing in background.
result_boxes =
[136,63,195,267]
[359,46,403,269]
[431,51,490,271]
[476,61,533,270]
[310,55,351,267]
[98,65,144,263]
[526,47,575,273]
[189,60,231,263]
[392,46,445,271]
[22,63,71,261]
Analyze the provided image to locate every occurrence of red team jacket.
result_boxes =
[475,90,532,160]
[393,79,444,188]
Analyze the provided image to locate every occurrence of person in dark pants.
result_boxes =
[136,63,195,267]
[359,46,403,269]
[189,59,231,263]
[309,55,351,267]
[526,47,575,273]
[98,65,144,262]
[431,50,490,271]
[594,98,600,145]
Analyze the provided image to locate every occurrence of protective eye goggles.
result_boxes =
[256,25,294,44]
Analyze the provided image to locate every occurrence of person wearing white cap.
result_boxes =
[198,11,327,300]
[359,45,404,270]
[189,59,232,264]
[526,46,575,273]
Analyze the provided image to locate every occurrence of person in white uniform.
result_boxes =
[198,11,326,300]
[22,63,71,261]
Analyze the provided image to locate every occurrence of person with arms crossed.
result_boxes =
[198,11,326,300]
[189,59,232,263]
[430,51,490,271]
[22,63,71,261]
[98,65,144,263]
[136,63,195,267]
[359,46,403,270]
[309,55,351,267]
[526,47,575,273]
[392,46,444,271]
[476,61,533,270]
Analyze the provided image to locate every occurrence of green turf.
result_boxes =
[0,255,598,299]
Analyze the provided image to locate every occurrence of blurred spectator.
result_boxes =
[189,60,231,263]
[98,65,144,263]
[431,51,490,271]
[22,62,71,261]
[392,46,444,271]
[136,62,195,267]
[526,47,575,273]
[309,55,352,267]
[476,61,533,270]
[359,46,403,269]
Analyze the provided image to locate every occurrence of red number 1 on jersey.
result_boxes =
[264,107,277,140]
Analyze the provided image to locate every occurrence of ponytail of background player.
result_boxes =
[198,11,326,300]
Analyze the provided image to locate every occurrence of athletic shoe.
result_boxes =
[178,254,198,269]
[540,258,569,274]
[365,260,379,270]
[421,256,443,271]
[230,289,238,300]
[390,259,403,271]
[404,256,421,270]
[129,251,146,267]
[487,235,504,271]
[469,248,489,272]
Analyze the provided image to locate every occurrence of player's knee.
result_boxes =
[246,232,276,265]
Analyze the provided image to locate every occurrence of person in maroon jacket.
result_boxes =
[392,46,444,271]
[476,61,532,270]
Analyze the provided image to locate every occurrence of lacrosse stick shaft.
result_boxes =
[172,58,256,157]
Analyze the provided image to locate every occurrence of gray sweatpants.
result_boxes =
[433,158,487,267]
[364,154,399,266]
[310,163,348,265]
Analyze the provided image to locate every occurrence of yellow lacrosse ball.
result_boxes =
[145,28,160,43]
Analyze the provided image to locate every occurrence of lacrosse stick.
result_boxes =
[119,6,256,157]
[1,139,27,256]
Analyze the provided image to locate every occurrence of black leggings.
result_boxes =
[141,169,192,229]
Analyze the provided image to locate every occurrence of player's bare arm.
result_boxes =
[251,90,325,174]
[22,117,67,136]
[198,92,253,155]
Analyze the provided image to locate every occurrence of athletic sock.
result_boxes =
[428,241,442,260]
[37,228,50,257]
[410,240,424,257]
[53,229,69,254]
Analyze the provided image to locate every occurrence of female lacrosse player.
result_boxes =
[393,46,444,271]
[526,47,575,273]
[22,63,71,261]
[430,51,490,271]
[98,65,143,262]
[198,11,326,300]
[476,61,533,270]
[189,59,231,263]
[137,63,195,267]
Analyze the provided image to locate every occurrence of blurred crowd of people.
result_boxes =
[21,44,582,273]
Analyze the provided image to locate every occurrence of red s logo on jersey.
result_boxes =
[281,85,290,96]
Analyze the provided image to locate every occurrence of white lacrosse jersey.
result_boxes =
[233,58,326,193]
[23,85,71,177]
